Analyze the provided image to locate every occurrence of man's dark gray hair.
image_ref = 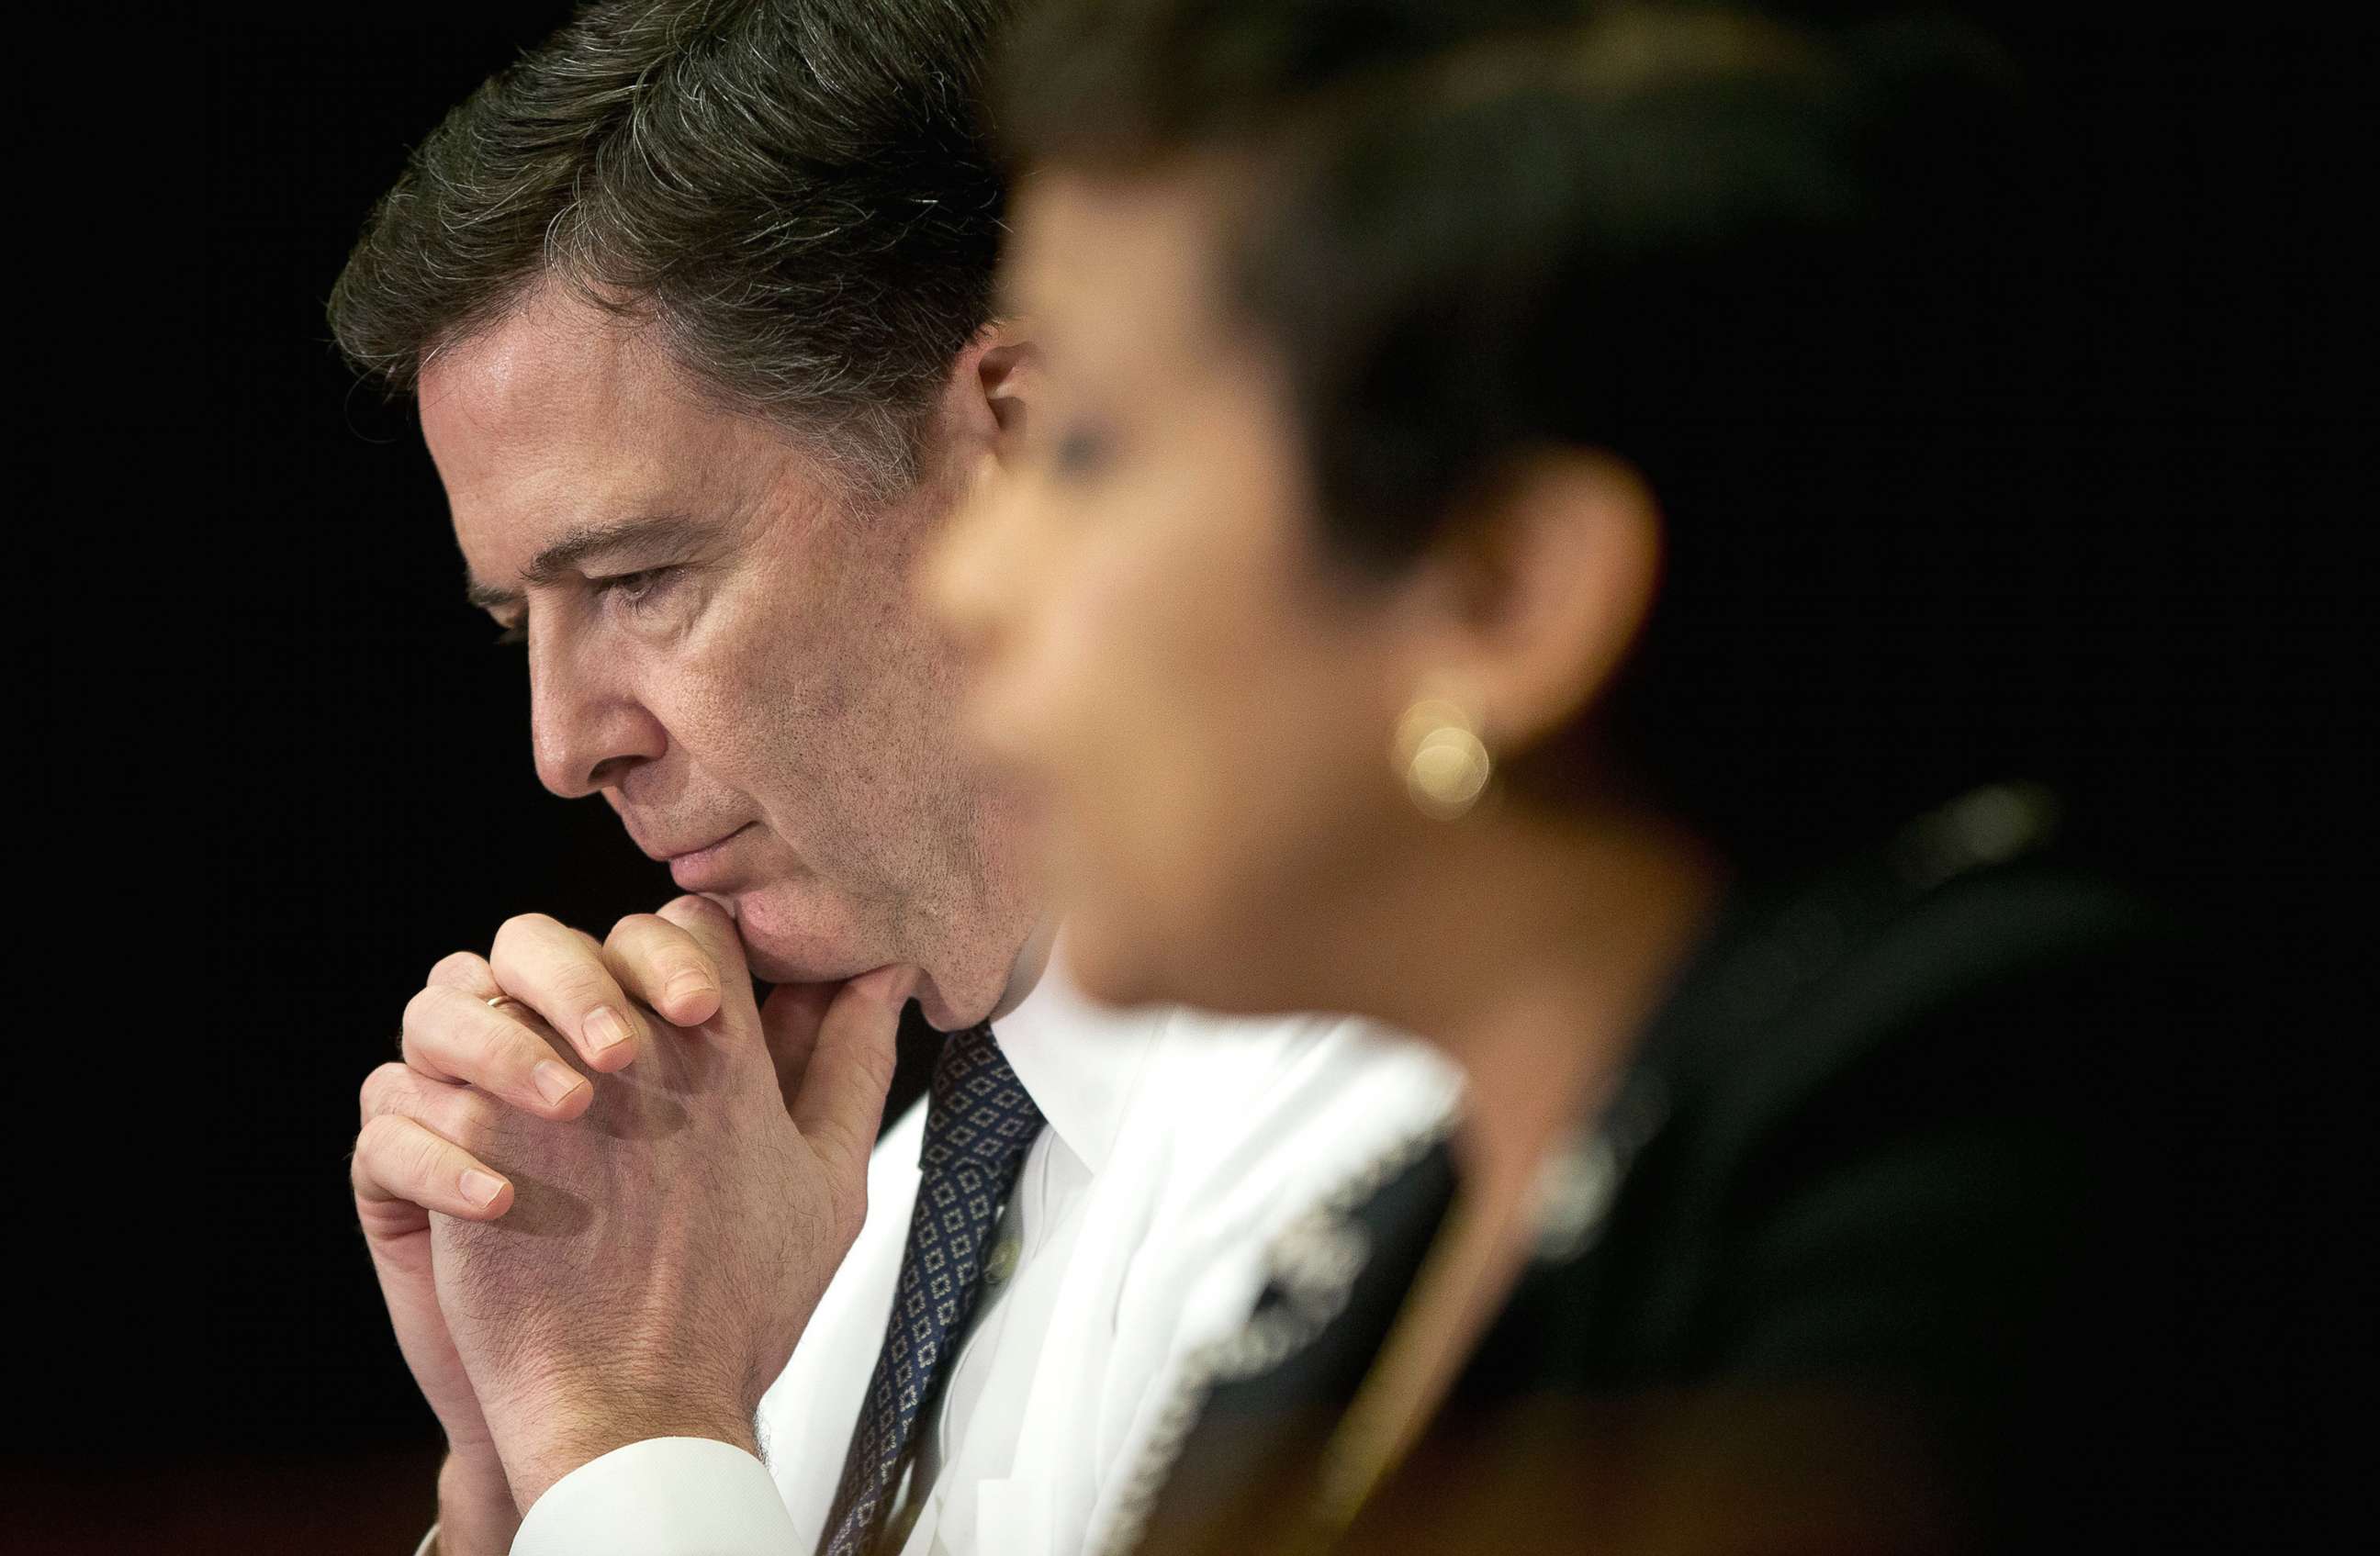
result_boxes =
[330,0,1013,489]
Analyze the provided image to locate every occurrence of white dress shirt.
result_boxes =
[488,963,1460,1556]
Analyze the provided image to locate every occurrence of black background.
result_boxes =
[20,6,2373,1551]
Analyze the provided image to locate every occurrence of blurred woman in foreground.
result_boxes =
[934,3,2226,1550]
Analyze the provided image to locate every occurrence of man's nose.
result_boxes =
[528,638,667,799]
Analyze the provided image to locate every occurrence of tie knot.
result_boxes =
[922,1024,1043,1170]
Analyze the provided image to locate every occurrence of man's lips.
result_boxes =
[654,823,756,889]
[652,824,748,861]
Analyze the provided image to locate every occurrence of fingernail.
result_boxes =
[666,971,714,1013]
[533,1060,587,1107]
[586,1005,634,1056]
[460,1170,507,1209]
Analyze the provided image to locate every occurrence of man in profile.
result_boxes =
[328,3,1451,1552]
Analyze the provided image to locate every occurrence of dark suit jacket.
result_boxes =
[1119,802,2238,1554]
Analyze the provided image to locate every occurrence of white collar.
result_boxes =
[987,955,1159,1175]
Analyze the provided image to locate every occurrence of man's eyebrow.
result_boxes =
[463,514,710,611]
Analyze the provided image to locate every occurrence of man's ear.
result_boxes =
[1414,451,1661,757]
[979,334,1036,445]
[941,321,1038,465]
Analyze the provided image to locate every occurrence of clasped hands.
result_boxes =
[352,896,914,1553]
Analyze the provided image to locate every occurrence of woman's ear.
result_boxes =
[1418,451,1661,756]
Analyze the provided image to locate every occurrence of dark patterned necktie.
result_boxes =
[818,1023,1045,1556]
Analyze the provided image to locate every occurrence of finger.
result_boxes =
[487,912,645,1072]
[421,951,587,1081]
[780,967,914,1181]
[424,951,501,999]
[353,1112,511,1220]
[758,981,837,1114]
[359,1060,494,1136]
[400,984,592,1120]
[602,912,724,1028]
[655,896,755,1033]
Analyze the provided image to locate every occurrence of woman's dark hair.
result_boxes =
[1003,2,2095,870]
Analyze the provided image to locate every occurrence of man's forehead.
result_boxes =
[419,289,670,461]
[419,291,770,591]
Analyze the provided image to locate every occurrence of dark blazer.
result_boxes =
[1117,789,2235,1555]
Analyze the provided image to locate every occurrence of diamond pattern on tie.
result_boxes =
[818,1024,1043,1556]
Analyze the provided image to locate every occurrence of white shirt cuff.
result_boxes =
[510,1437,798,1556]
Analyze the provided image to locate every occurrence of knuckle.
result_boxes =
[426,950,490,987]
[397,1124,453,1183]
[665,893,727,930]
[496,912,562,947]
[446,1023,530,1087]
[613,924,710,988]
[354,1111,406,1163]
[479,1016,540,1064]
[359,1062,405,1119]
[400,983,447,1035]
[606,912,663,947]
[546,969,612,1016]
[540,975,609,1023]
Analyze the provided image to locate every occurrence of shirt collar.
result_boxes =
[989,950,1160,1175]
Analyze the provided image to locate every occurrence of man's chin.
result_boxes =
[912,979,971,1033]
[740,942,853,988]
[710,887,861,984]
[745,941,965,1033]
[721,889,1009,1033]
[741,953,960,1036]
[735,925,890,993]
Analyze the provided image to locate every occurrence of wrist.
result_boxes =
[497,1399,761,1513]
[436,1449,522,1556]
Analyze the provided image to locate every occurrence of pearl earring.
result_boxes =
[1392,681,1493,821]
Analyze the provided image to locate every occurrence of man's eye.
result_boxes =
[600,566,680,610]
